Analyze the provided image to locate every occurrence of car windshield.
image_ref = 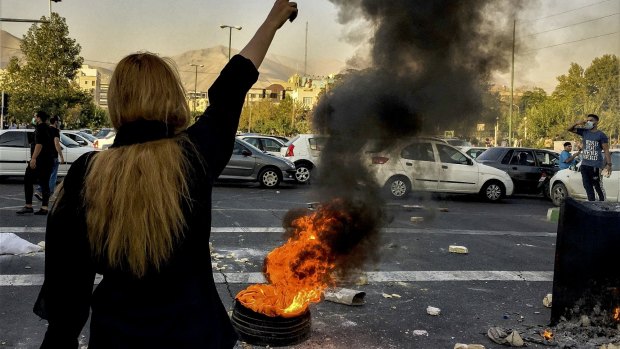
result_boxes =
[78,131,97,142]
[476,147,504,161]
[95,128,113,138]
[60,133,81,148]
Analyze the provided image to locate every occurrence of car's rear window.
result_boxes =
[476,147,504,161]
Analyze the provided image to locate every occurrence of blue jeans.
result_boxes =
[580,165,605,201]
[37,158,59,195]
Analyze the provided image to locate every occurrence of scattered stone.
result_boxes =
[355,275,368,286]
[37,241,45,249]
[543,293,553,308]
[600,344,620,349]
[391,294,402,298]
[455,345,486,349]
[382,293,393,298]
[410,216,424,223]
[487,327,508,344]
[324,287,365,306]
[413,330,428,336]
[580,315,591,327]
[449,245,469,254]
[426,306,441,316]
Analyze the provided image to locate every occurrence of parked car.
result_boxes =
[93,131,116,150]
[237,134,286,157]
[280,134,326,184]
[460,146,488,160]
[442,138,472,148]
[0,129,96,178]
[62,130,98,147]
[364,137,514,201]
[476,147,559,197]
[549,150,620,206]
[94,128,114,138]
[218,138,296,188]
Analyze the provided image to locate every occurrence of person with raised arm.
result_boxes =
[34,1,298,348]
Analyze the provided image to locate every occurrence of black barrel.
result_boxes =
[231,301,311,347]
[551,198,620,325]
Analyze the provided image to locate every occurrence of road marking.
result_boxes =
[0,270,553,286]
[0,226,556,237]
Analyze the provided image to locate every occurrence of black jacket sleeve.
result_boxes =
[35,153,96,349]
[186,55,259,177]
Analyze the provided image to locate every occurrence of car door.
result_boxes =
[398,142,439,191]
[0,131,29,175]
[435,143,478,193]
[506,150,539,193]
[220,140,256,178]
[602,152,620,202]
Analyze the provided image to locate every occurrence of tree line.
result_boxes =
[1,14,617,145]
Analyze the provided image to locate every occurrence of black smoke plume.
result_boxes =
[290,1,525,275]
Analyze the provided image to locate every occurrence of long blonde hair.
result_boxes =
[85,53,192,277]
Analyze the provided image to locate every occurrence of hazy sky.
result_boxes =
[1,0,619,92]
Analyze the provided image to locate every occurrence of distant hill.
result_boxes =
[1,30,345,91]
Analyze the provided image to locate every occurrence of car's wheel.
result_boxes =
[551,182,567,207]
[481,180,505,202]
[259,168,281,188]
[542,180,551,199]
[294,164,311,184]
[386,176,410,199]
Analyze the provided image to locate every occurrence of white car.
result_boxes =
[93,131,116,150]
[0,129,97,178]
[238,134,286,157]
[365,137,514,201]
[61,130,98,147]
[549,150,620,206]
[280,134,326,183]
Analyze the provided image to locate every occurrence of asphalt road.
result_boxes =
[0,179,560,349]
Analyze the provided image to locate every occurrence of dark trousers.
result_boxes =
[580,165,605,201]
[24,162,53,206]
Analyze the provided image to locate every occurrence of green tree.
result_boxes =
[0,13,92,123]
[239,97,311,136]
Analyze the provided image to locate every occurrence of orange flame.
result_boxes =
[541,329,554,341]
[613,307,620,322]
[236,203,345,318]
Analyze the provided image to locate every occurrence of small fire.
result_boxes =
[541,329,554,341]
[236,200,350,318]
[613,306,620,322]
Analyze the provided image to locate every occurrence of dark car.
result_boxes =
[476,147,559,197]
[218,139,297,188]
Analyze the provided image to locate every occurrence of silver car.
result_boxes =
[219,138,296,188]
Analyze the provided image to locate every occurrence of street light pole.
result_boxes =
[220,25,242,61]
[189,64,204,113]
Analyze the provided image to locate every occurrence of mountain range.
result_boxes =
[1,30,345,92]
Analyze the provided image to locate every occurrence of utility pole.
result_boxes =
[304,21,308,76]
[220,25,242,61]
[509,19,515,147]
[189,64,203,113]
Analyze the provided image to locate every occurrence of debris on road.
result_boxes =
[412,330,428,336]
[449,245,469,254]
[487,326,525,347]
[323,287,366,306]
[0,233,43,255]
[543,293,552,308]
[438,207,449,212]
[381,293,401,299]
[426,306,441,316]
[454,344,486,349]
[410,216,424,223]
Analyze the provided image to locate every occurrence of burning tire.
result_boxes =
[551,182,567,207]
[481,180,504,202]
[386,176,410,199]
[259,168,281,188]
[294,163,311,184]
[231,301,311,347]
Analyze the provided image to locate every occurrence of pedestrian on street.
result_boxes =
[35,116,64,201]
[33,1,298,348]
[559,141,580,170]
[16,111,55,215]
[568,114,612,201]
